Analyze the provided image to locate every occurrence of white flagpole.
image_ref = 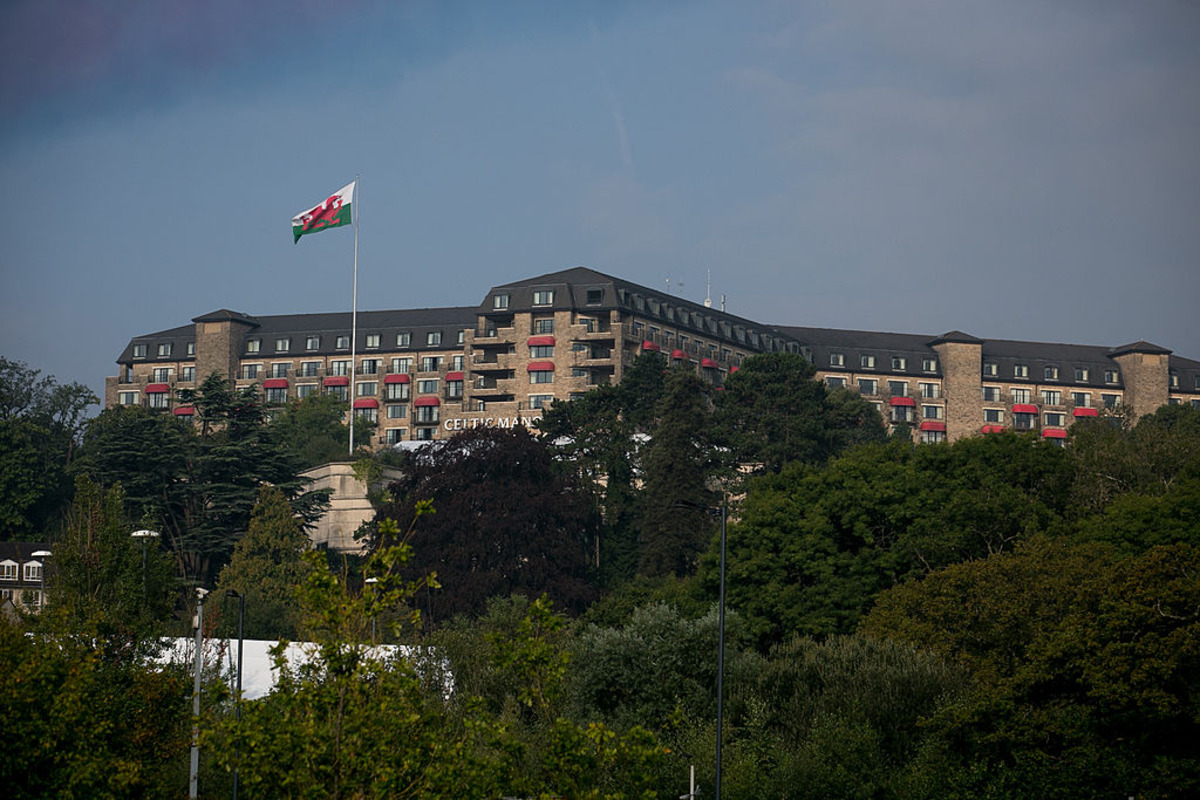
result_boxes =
[349,175,360,457]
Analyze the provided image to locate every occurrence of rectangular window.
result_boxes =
[148,392,169,409]
[453,355,464,371]
[386,383,410,401]
[396,332,411,348]
[1013,364,1028,378]
[365,334,380,349]
[246,339,261,354]
[984,409,1004,423]
[415,427,434,440]
[420,356,442,372]
[1044,366,1059,381]
[1011,388,1031,403]
[118,391,138,406]
[181,367,196,382]
[1013,412,1037,430]
[530,394,554,409]
[326,385,348,401]
[24,563,42,582]
[357,382,377,397]
[888,380,908,397]
[860,354,875,369]
[1169,371,1179,388]
[300,361,321,377]
[186,342,195,356]
[530,371,553,384]
[1102,393,1120,409]
[1075,367,1089,382]
[921,430,946,444]
[415,406,439,424]
[826,376,847,389]
[923,405,944,420]
[271,363,290,378]
[983,362,997,376]
[1106,370,1120,384]
[919,382,939,399]
[306,336,320,350]
[533,290,554,305]
[296,384,318,399]
[922,358,938,373]
[829,353,844,367]
[392,357,412,373]
[133,344,147,358]
[982,386,1001,402]
[1072,392,1091,407]
[891,356,907,371]
[447,381,464,400]
[336,335,350,349]
[530,345,554,358]
[890,406,913,423]
[427,331,442,346]
[493,294,510,310]
[417,379,439,394]
[571,367,588,378]
[387,404,407,419]
[1045,412,1065,427]
[266,387,288,405]
[276,338,290,352]
[355,407,377,423]
[360,359,380,375]
[534,318,555,334]
[331,360,351,376]
[858,378,877,395]
[1042,390,1061,405]
[240,364,260,380]
[0,562,15,581]
[586,289,603,305]
[386,428,407,444]
[158,343,173,358]
[153,367,173,382]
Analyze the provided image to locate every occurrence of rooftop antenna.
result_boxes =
[704,270,712,308]
[721,293,727,312]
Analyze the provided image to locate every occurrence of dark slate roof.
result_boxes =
[192,309,259,326]
[929,330,984,345]
[1108,340,1172,357]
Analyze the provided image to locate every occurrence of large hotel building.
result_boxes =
[107,266,1200,445]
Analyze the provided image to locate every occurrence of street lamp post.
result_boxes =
[31,549,51,611]
[190,587,208,800]
[675,499,728,800]
[365,577,379,643]
[225,590,244,800]
[130,530,160,602]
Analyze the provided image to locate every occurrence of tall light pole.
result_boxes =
[31,549,51,611]
[225,590,244,800]
[365,577,379,643]
[675,499,728,800]
[130,530,160,602]
[190,587,208,799]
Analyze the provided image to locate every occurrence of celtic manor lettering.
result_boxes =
[442,416,535,432]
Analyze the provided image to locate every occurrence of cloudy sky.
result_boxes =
[2,0,1197,401]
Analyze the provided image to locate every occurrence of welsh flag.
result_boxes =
[292,181,355,243]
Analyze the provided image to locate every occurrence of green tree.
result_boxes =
[0,357,98,537]
[214,485,315,640]
[712,352,885,476]
[269,392,350,468]
[637,367,718,578]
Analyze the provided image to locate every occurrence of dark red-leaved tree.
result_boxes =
[371,426,600,624]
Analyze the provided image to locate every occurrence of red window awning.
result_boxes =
[145,383,170,393]
[671,349,687,360]
[1073,407,1099,417]
[527,336,555,347]
[445,371,464,381]
[700,357,719,369]
[889,396,916,407]
[384,373,410,384]
[414,397,440,407]
[263,379,289,389]
[323,376,350,387]
[919,421,946,432]
[730,365,740,373]
[353,398,379,409]
[981,424,1007,434]
[527,361,555,372]
[173,406,195,416]
[641,341,661,352]
[1012,404,1038,414]
[1042,428,1068,439]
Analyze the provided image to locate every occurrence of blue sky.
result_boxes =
[2,0,1198,402]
